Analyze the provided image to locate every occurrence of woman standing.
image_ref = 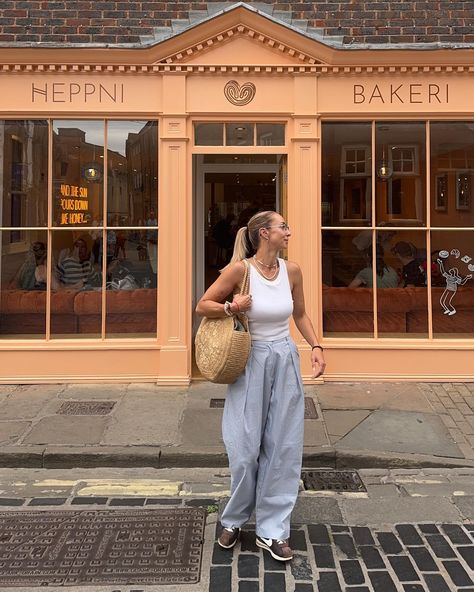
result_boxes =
[195,210,325,561]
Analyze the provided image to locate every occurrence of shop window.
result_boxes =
[322,229,374,337]
[322,120,474,341]
[194,122,285,146]
[0,119,159,341]
[321,122,372,227]
[0,120,48,231]
[194,123,224,146]
[0,230,48,339]
[52,120,104,227]
[431,230,473,338]
[431,122,474,228]
[376,122,426,226]
[256,123,285,146]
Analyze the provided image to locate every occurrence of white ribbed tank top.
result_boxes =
[246,258,294,341]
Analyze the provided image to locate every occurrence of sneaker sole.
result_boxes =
[256,538,293,561]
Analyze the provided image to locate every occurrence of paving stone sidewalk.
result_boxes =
[1,381,474,468]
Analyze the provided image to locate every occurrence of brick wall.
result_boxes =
[0,1,473,46]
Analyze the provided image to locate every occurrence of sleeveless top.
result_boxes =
[246,258,294,341]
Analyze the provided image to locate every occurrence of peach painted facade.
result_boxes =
[0,5,473,383]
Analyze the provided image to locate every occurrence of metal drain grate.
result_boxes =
[57,401,116,415]
[210,398,225,408]
[211,397,318,419]
[0,508,205,586]
[301,470,366,492]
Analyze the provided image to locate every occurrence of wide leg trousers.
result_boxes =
[220,336,305,540]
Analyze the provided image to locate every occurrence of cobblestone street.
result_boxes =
[0,466,474,591]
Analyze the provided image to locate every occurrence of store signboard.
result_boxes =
[0,74,161,112]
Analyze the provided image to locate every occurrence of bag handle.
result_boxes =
[239,259,250,296]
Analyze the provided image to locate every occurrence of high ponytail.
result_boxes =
[222,226,252,271]
[220,210,278,272]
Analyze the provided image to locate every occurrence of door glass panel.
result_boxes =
[52,120,104,227]
[431,122,474,228]
[431,230,474,338]
[0,230,48,338]
[0,120,48,229]
[322,122,372,227]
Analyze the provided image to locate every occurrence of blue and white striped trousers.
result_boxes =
[220,336,305,540]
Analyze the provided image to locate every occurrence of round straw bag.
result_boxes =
[195,260,251,384]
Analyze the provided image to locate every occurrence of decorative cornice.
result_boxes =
[160,24,324,65]
[1,64,473,74]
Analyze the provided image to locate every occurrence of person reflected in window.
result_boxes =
[349,244,399,288]
[56,237,94,289]
[9,241,60,291]
[391,241,426,287]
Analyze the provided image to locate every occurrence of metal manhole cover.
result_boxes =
[301,470,366,492]
[211,397,318,419]
[57,401,116,415]
[210,398,225,408]
[0,508,205,586]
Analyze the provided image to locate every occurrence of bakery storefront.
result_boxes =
[0,4,473,383]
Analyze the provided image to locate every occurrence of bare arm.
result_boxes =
[461,274,472,285]
[195,261,251,318]
[348,275,364,288]
[288,261,326,378]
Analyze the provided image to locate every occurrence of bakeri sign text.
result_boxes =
[353,83,449,104]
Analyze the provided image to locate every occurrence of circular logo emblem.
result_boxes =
[224,80,256,106]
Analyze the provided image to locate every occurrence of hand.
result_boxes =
[232,293,252,313]
[311,348,326,379]
[437,259,442,265]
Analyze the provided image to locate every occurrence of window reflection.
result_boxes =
[321,123,372,227]
[0,120,48,231]
[380,231,428,337]
[52,120,104,227]
[105,230,157,337]
[376,122,426,226]
[50,231,101,338]
[0,230,48,338]
[107,121,158,226]
[322,230,374,337]
[431,122,474,228]
[431,230,474,338]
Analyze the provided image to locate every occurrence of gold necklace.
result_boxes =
[253,256,279,280]
[253,255,278,268]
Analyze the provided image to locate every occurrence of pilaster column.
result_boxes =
[157,74,191,383]
[289,75,322,379]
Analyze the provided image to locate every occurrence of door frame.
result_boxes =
[192,155,281,331]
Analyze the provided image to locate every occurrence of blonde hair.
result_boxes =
[222,210,278,271]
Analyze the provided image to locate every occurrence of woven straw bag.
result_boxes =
[195,259,251,384]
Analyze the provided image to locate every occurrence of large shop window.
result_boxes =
[0,120,158,339]
[322,121,474,339]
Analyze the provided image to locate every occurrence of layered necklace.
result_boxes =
[253,255,279,280]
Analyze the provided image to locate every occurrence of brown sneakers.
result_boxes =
[256,536,293,561]
[218,526,240,549]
